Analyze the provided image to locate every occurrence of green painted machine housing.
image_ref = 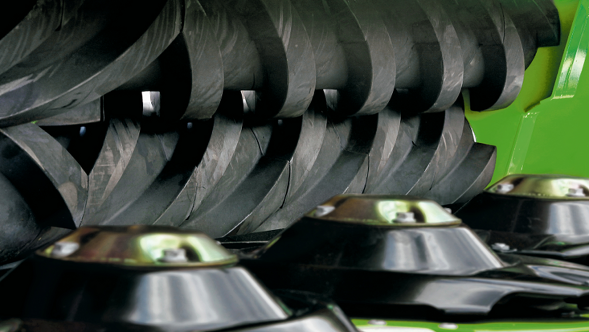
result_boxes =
[353,1,589,330]
[466,0,589,184]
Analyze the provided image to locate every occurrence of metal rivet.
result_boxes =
[491,243,510,251]
[160,248,188,263]
[51,242,80,258]
[395,212,415,223]
[187,122,193,130]
[439,323,458,330]
[367,319,387,326]
[315,205,335,217]
[496,183,514,193]
[444,208,452,214]
[79,126,87,137]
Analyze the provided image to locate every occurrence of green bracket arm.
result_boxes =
[466,0,589,184]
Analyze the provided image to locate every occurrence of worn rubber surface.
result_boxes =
[0,0,557,264]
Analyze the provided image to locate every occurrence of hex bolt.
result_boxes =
[160,248,188,263]
[367,319,387,326]
[439,323,458,330]
[51,242,80,258]
[491,243,510,251]
[567,185,585,197]
[395,212,415,223]
[314,205,335,217]
[496,183,514,193]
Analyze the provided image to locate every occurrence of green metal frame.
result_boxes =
[352,1,589,330]
[466,0,589,185]
[353,318,589,331]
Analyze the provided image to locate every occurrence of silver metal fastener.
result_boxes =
[51,242,80,258]
[567,186,585,197]
[160,248,188,263]
[315,205,335,217]
[496,183,514,193]
[395,212,416,223]
[367,319,387,326]
[438,323,458,330]
[491,243,510,251]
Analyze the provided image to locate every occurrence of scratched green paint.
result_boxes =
[466,0,586,185]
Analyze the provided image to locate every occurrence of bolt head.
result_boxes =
[367,319,387,326]
[439,323,458,330]
[160,248,188,263]
[314,205,335,217]
[51,242,80,258]
[567,187,585,197]
[395,212,415,223]
[496,183,514,193]
[491,243,510,251]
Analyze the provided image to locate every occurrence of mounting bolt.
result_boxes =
[315,205,335,217]
[395,212,415,223]
[367,319,387,326]
[51,242,80,258]
[439,323,458,330]
[567,184,585,197]
[496,183,514,193]
[160,248,188,263]
[491,243,510,251]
